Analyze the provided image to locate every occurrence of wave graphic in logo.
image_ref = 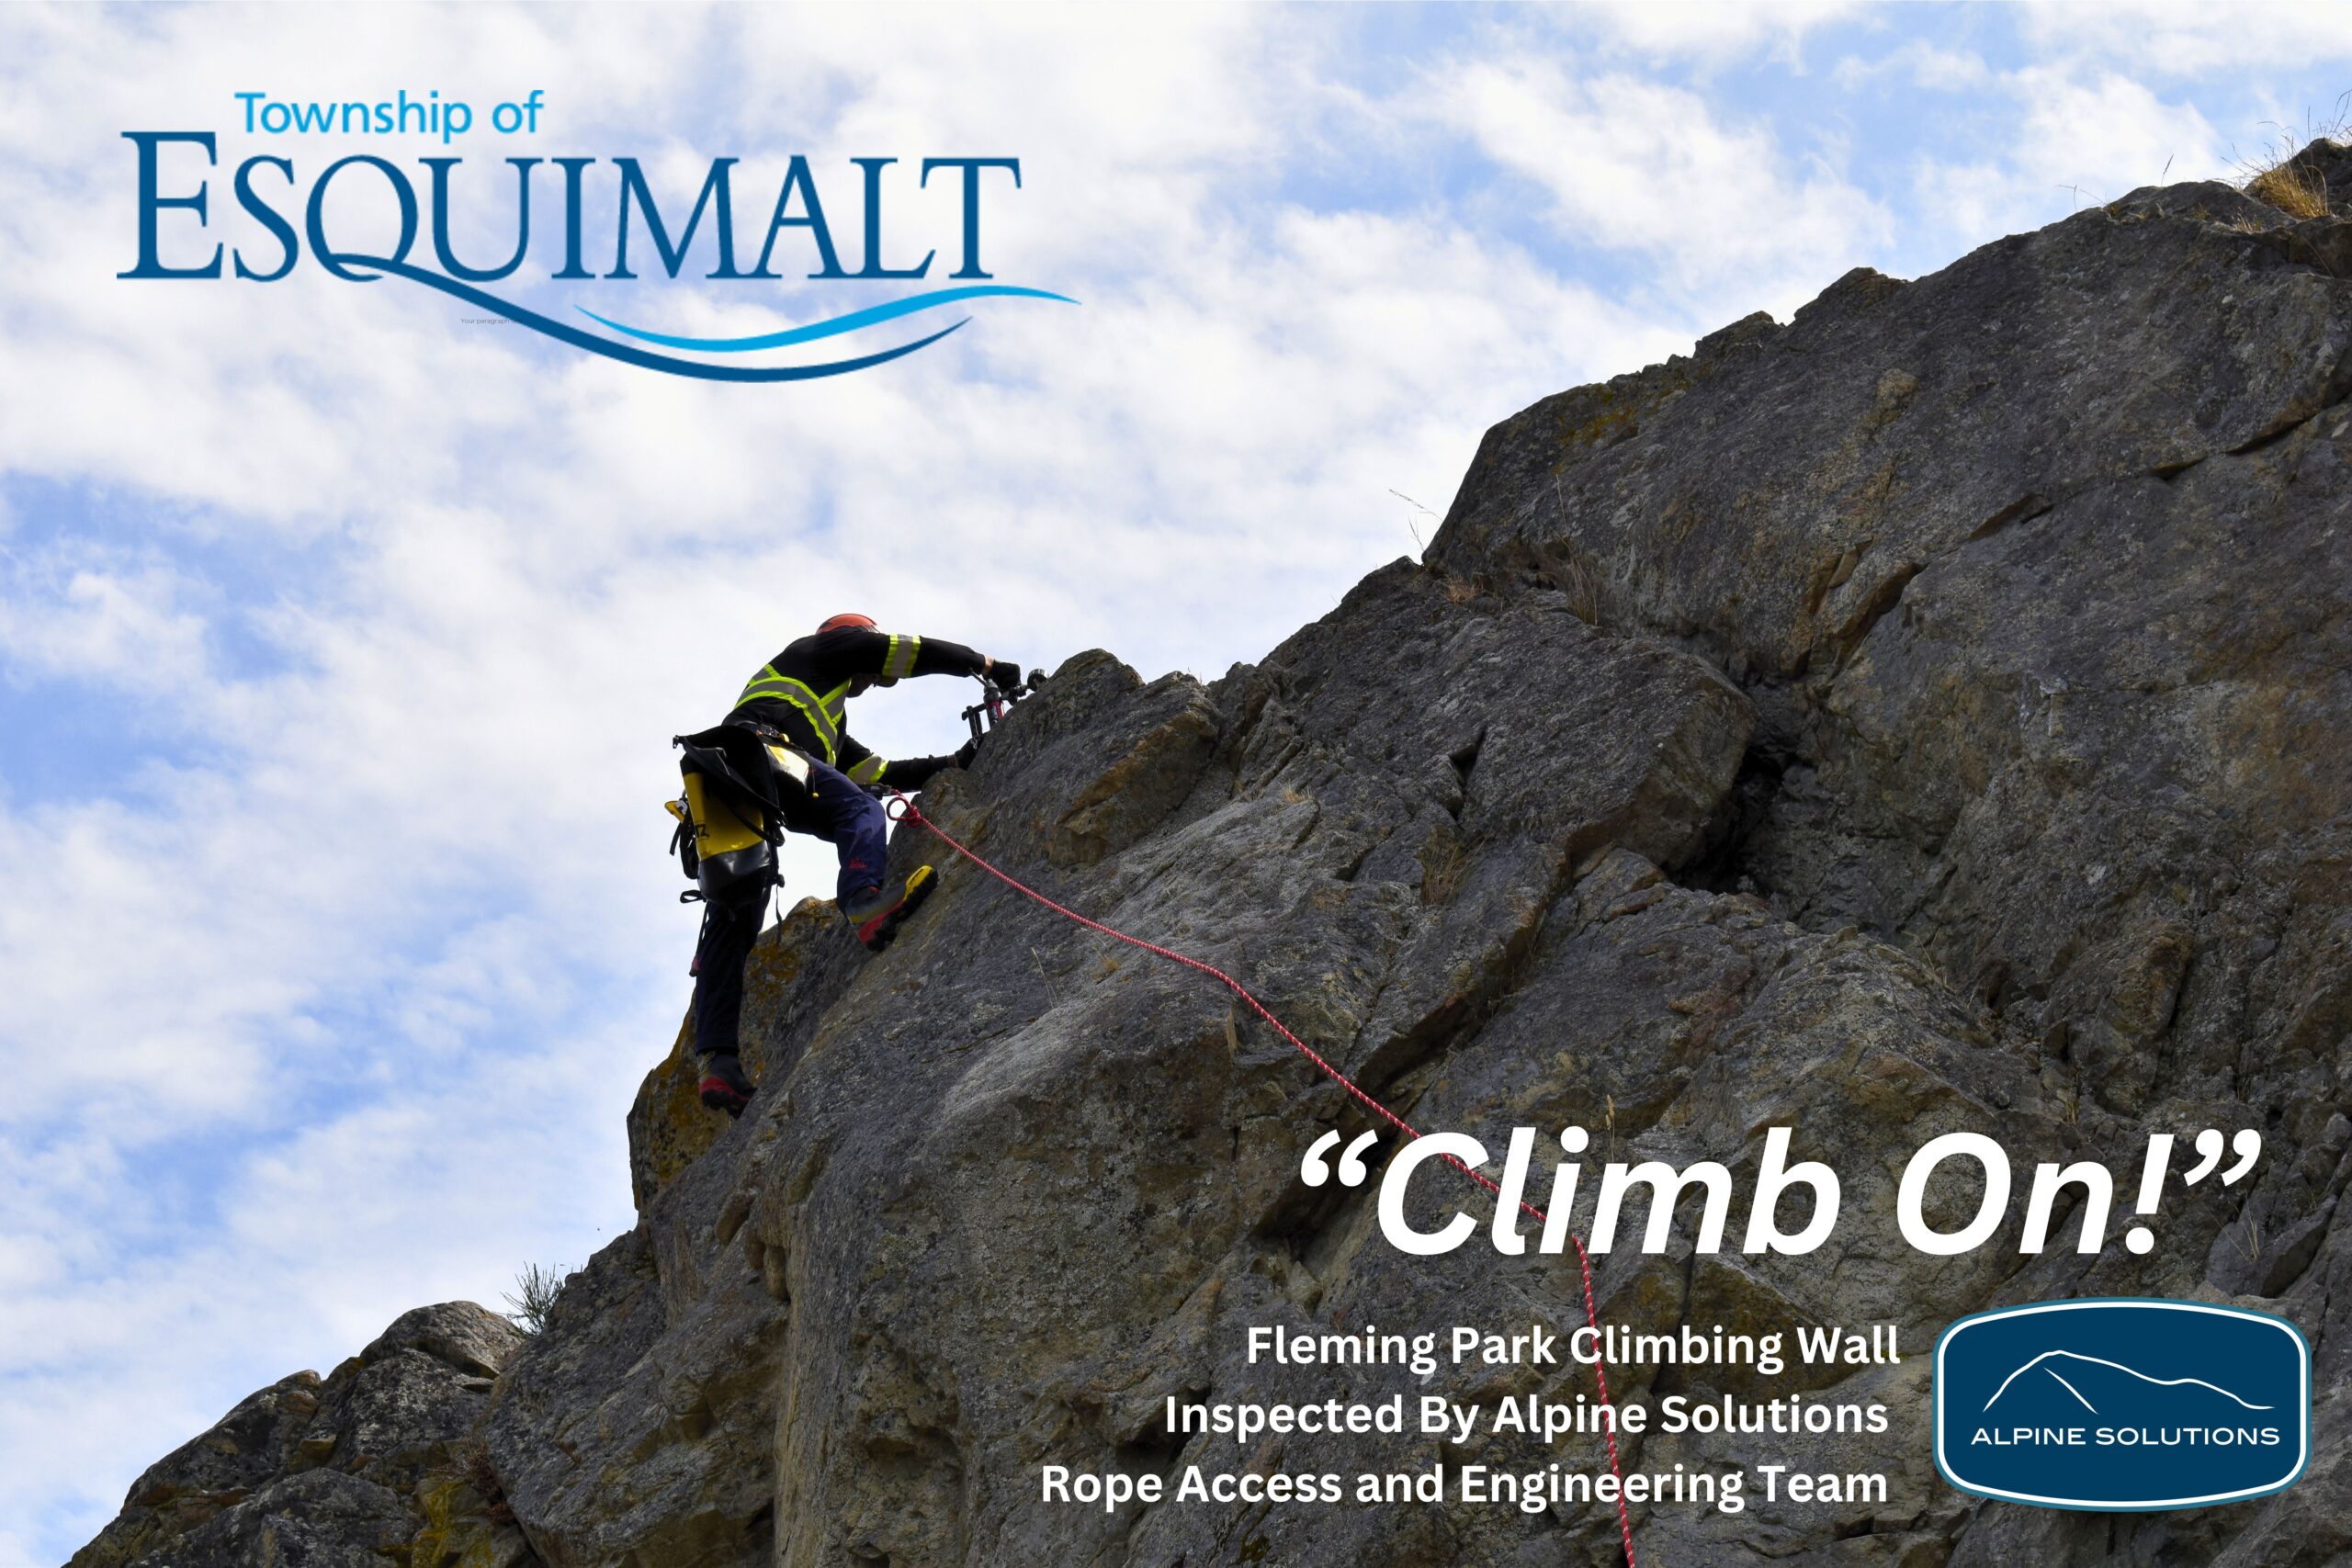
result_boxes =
[578,284,1076,353]
[1935,1299,2310,1510]
[334,254,1073,381]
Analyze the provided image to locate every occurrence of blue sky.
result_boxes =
[6,3,2352,1561]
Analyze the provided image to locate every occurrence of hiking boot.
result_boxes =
[697,1052,756,1118]
[847,864,937,953]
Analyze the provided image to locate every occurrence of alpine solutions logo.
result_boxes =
[1935,1299,2310,1510]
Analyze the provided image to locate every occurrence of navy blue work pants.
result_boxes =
[802,756,892,908]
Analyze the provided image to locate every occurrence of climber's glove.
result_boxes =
[955,737,981,769]
[988,658,1024,694]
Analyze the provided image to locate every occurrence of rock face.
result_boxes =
[68,1303,532,1568]
[74,151,2352,1567]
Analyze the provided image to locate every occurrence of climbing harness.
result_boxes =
[882,790,1640,1568]
[668,723,806,907]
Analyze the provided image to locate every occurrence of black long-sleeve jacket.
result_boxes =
[725,626,988,789]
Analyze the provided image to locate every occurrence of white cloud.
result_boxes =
[0,555,210,691]
[1436,59,1893,319]
[0,1002,654,1556]
[1832,38,1994,93]
[2019,0,2352,75]
[1908,65,2229,254]
[2008,65,2228,196]
[1577,0,1867,69]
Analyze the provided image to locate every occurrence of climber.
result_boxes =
[690,612,1023,1115]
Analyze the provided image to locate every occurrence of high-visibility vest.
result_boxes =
[732,635,922,767]
[733,666,850,763]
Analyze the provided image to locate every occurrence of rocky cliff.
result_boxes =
[72,147,2352,1568]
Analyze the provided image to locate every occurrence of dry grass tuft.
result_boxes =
[2247,158,2329,220]
[2236,101,2348,220]
[1555,554,1600,624]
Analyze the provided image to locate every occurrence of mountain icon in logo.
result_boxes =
[1936,1300,2309,1510]
[1981,1350,2274,1418]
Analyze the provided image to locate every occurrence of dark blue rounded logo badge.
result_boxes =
[1935,1299,2310,1510]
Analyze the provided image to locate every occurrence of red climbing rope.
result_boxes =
[886,794,1638,1567]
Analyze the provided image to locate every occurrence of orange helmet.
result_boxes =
[818,612,877,633]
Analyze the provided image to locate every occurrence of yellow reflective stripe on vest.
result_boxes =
[846,754,888,785]
[882,634,921,682]
[735,665,844,761]
[735,662,799,707]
